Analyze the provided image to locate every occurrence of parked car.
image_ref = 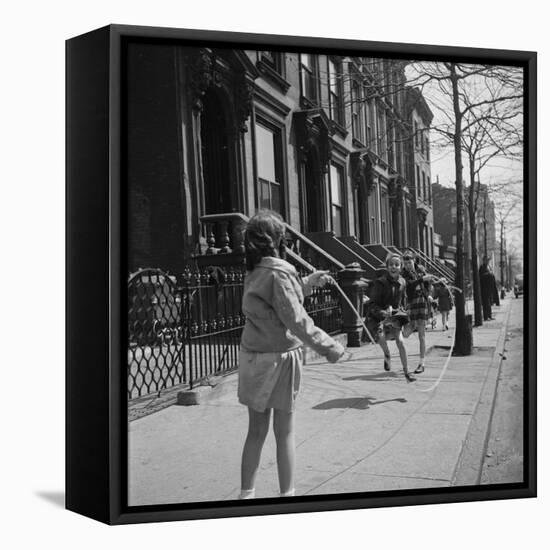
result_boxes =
[514,275,524,298]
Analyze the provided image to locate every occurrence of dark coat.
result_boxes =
[435,285,453,311]
[479,264,493,292]
[366,272,407,322]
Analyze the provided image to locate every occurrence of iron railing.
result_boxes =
[127,265,343,401]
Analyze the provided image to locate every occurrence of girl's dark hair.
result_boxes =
[244,210,287,271]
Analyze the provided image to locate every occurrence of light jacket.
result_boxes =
[240,256,344,361]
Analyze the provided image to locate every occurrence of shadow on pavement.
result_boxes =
[342,371,400,382]
[312,397,407,410]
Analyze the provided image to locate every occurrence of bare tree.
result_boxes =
[461,95,523,325]
[400,61,523,353]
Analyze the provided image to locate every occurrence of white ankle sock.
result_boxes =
[280,488,295,497]
[239,489,255,499]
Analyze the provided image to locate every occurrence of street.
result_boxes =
[128,296,522,505]
[481,295,524,483]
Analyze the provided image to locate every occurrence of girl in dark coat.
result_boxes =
[365,252,416,382]
[434,278,453,331]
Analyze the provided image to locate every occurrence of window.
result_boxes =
[255,123,284,214]
[422,172,426,200]
[377,107,387,161]
[328,59,344,126]
[366,98,375,148]
[395,128,402,173]
[425,135,430,160]
[416,165,421,198]
[387,118,395,168]
[300,53,317,103]
[330,164,345,237]
[260,51,284,75]
[351,79,363,142]
[380,190,392,244]
[414,120,419,148]
[420,129,425,154]
[427,176,431,203]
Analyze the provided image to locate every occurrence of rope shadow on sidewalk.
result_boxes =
[312,396,407,410]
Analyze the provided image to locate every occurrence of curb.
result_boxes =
[177,370,238,406]
[451,300,513,486]
[128,370,238,420]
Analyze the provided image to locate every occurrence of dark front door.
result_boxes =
[303,150,323,232]
[201,89,232,214]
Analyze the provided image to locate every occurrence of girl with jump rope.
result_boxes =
[237,210,347,500]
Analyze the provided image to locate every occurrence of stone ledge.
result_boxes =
[177,385,213,406]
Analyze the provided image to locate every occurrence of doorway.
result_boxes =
[200,88,232,214]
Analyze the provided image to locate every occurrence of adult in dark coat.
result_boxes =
[490,269,500,306]
[479,260,494,321]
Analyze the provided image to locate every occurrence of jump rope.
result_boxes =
[314,270,459,393]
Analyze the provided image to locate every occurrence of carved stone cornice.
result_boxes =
[186,48,216,112]
[350,151,375,197]
[293,109,334,173]
[184,48,258,133]
[387,174,405,210]
[416,206,429,223]
[234,74,255,133]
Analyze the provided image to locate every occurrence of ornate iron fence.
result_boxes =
[127,265,343,401]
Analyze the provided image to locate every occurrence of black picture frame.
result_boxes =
[66,24,537,525]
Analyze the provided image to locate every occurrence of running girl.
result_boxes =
[402,253,435,374]
[365,252,416,382]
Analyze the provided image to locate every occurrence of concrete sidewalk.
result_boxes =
[128,298,514,506]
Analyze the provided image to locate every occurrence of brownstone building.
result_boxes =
[126,44,439,276]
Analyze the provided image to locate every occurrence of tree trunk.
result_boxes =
[468,168,483,327]
[450,64,471,355]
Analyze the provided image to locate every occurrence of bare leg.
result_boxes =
[395,330,408,371]
[417,322,426,363]
[273,409,295,495]
[396,330,415,382]
[378,331,392,370]
[241,407,271,493]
